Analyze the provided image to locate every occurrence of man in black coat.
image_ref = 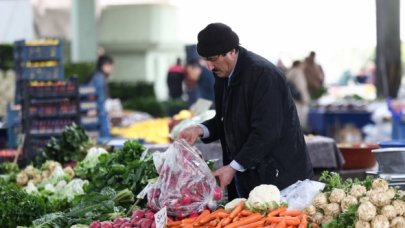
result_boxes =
[177,23,313,200]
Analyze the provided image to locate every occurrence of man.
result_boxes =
[177,23,313,199]
[88,55,114,138]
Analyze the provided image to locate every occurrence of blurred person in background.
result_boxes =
[197,59,215,105]
[177,23,313,199]
[167,57,185,100]
[184,59,202,107]
[88,55,114,138]
[303,51,324,98]
[286,60,310,130]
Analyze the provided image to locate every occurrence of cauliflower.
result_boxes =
[224,198,246,211]
[329,188,345,203]
[303,204,316,216]
[16,172,29,186]
[63,167,75,178]
[41,170,50,179]
[43,161,62,173]
[350,184,367,198]
[391,217,405,228]
[341,195,358,211]
[372,179,389,192]
[386,188,396,200]
[24,165,38,178]
[246,184,280,212]
[392,200,405,216]
[371,215,389,228]
[355,220,370,228]
[358,201,377,221]
[359,196,370,204]
[322,215,334,225]
[313,192,328,209]
[381,205,396,220]
[369,190,390,207]
[310,212,323,224]
[323,203,340,217]
[31,174,42,184]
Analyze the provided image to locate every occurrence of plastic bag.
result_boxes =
[280,179,325,210]
[147,139,221,218]
[170,110,216,139]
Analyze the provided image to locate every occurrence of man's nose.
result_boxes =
[206,61,215,71]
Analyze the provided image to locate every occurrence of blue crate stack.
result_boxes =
[8,39,64,149]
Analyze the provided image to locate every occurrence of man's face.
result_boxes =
[102,63,114,76]
[204,50,237,78]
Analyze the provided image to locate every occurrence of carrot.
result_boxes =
[275,220,287,228]
[232,214,240,223]
[221,217,232,226]
[167,221,182,226]
[199,213,216,225]
[229,201,245,219]
[223,213,262,228]
[269,223,278,228]
[311,223,319,228]
[298,215,307,228]
[209,219,220,226]
[240,210,253,217]
[193,209,211,225]
[267,217,300,225]
[267,207,287,217]
[239,220,265,228]
[215,221,222,228]
[217,211,230,219]
[280,210,303,217]
[181,217,197,224]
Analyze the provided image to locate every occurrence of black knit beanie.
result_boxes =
[197,23,239,58]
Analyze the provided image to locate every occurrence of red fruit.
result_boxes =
[100,221,113,228]
[89,221,101,228]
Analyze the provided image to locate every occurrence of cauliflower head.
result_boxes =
[358,201,376,221]
[246,184,280,212]
[329,188,345,203]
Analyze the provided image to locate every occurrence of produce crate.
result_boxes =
[15,65,64,81]
[13,39,63,61]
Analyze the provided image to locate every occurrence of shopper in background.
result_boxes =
[167,57,185,100]
[286,60,310,130]
[88,55,114,138]
[184,59,202,107]
[177,23,313,200]
[198,59,215,105]
[303,51,324,98]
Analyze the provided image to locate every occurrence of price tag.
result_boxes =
[154,206,167,228]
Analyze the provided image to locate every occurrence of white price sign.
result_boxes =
[154,206,167,228]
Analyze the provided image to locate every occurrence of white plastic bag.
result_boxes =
[280,179,325,210]
[147,139,221,218]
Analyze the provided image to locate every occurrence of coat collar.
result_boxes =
[228,47,247,87]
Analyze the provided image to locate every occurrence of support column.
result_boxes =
[71,0,97,62]
[375,0,402,98]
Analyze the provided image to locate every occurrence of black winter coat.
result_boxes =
[201,47,313,199]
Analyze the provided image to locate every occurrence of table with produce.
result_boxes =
[1,124,405,228]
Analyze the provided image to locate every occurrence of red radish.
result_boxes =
[113,217,127,226]
[139,218,153,228]
[151,222,156,228]
[100,221,113,228]
[189,213,199,218]
[89,221,101,228]
[181,194,192,205]
[144,211,155,220]
[213,187,222,200]
[119,223,131,228]
[132,209,146,219]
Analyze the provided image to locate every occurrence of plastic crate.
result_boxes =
[379,140,405,148]
[15,65,64,81]
[13,40,63,61]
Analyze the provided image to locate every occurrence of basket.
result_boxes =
[338,143,379,169]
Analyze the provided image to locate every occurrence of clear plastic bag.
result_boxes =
[148,139,220,218]
[280,179,325,210]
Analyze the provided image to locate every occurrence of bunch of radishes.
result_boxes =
[89,209,157,228]
[147,141,222,218]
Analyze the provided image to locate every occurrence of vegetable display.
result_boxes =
[305,171,405,228]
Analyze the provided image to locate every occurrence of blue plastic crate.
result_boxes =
[15,65,64,81]
[13,40,63,61]
[379,140,405,148]
[391,116,405,140]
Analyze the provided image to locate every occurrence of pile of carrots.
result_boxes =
[167,201,317,228]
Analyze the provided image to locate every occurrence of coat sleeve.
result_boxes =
[234,68,285,169]
[200,116,220,143]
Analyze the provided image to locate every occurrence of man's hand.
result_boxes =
[176,126,204,145]
[213,165,236,189]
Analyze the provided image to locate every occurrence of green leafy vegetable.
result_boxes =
[0,183,49,227]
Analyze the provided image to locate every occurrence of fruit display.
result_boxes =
[110,118,171,144]
[24,39,60,46]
